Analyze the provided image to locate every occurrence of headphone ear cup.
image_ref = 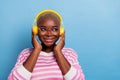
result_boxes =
[60,26,64,36]
[33,26,38,35]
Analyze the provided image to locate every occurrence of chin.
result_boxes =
[44,42,55,47]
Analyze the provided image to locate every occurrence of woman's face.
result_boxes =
[38,18,60,47]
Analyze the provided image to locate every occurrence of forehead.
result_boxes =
[41,18,59,25]
[37,13,60,25]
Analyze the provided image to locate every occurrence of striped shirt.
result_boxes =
[8,48,85,80]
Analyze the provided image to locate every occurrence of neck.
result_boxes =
[41,43,55,53]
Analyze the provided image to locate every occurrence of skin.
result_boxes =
[23,17,70,75]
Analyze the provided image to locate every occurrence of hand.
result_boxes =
[54,31,65,52]
[32,29,42,51]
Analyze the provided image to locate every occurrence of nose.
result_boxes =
[47,30,52,36]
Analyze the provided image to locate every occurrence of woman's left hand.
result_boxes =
[54,31,65,52]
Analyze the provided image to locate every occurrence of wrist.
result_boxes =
[34,48,41,52]
[54,49,62,54]
[54,47,61,52]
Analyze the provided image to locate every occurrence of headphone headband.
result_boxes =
[33,10,63,25]
[32,10,64,36]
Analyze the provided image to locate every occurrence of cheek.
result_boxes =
[53,32,60,38]
[38,32,45,40]
[38,30,46,36]
[53,30,60,36]
[53,32,59,36]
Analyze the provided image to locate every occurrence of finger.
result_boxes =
[32,28,39,46]
[32,28,37,44]
[31,29,34,43]
[32,28,36,37]
[59,30,65,46]
[32,28,37,41]
[61,30,65,41]
[62,30,65,45]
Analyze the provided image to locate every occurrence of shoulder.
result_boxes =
[18,48,33,59]
[62,48,78,64]
[62,47,78,58]
[14,48,34,64]
[20,48,33,54]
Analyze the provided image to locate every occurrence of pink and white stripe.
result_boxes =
[8,48,85,80]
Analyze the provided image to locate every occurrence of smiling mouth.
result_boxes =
[45,38,54,42]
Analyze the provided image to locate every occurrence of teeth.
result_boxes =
[46,40,52,41]
[46,39,53,42]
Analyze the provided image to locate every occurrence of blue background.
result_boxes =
[0,0,120,80]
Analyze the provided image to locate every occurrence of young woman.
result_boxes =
[8,10,85,80]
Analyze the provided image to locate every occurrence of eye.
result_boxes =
[52,27,58,31]
[40,27,47,31]
[41,28,46,31]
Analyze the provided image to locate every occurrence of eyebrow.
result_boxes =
[52,26,58,27]
[40,26,46,28]
[40,26,58,28]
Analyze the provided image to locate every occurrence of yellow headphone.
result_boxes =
[32,10,64,36]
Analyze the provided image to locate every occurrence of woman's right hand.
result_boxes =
[32,29,42,51]
[22,29,42,72]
